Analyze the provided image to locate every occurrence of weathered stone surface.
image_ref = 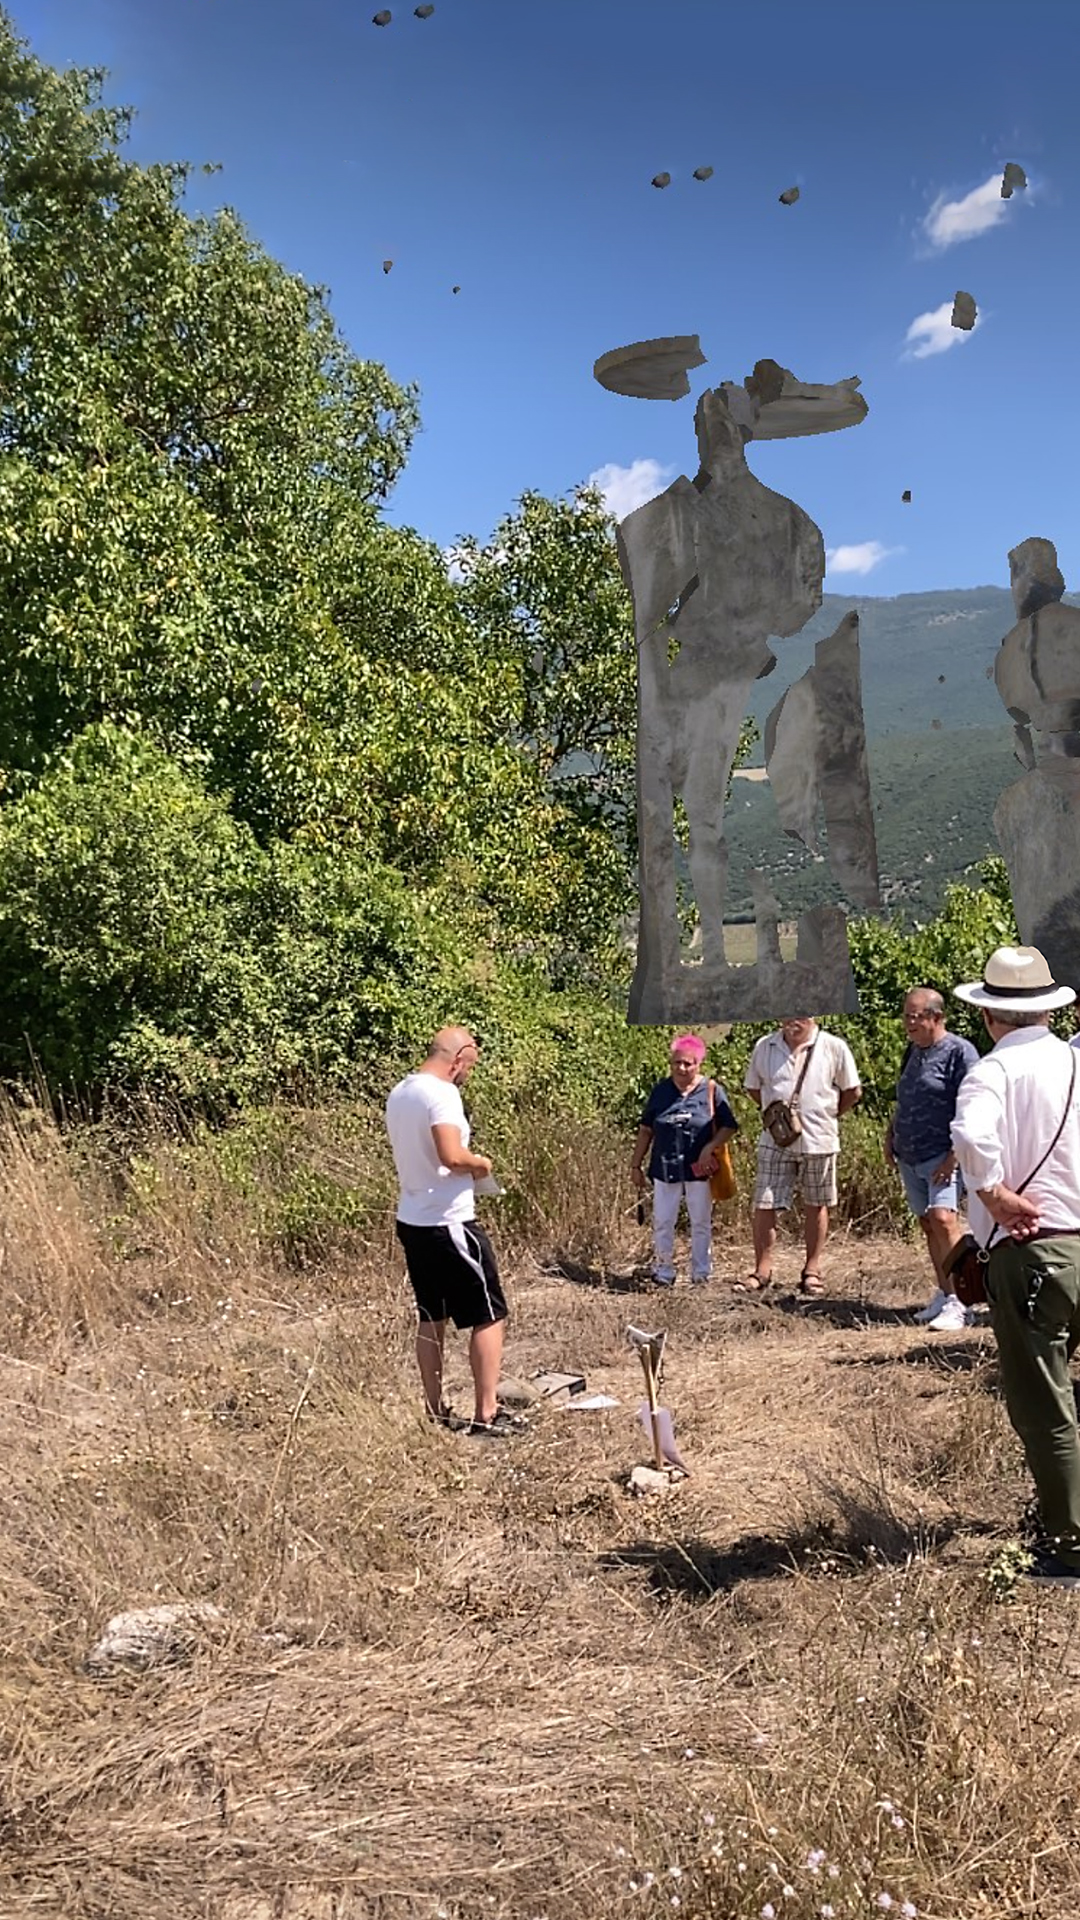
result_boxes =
[763,612,880,910]
[86,1603,225,1673]
[652,172,671,189]
[620,387,824,1020]
[594,334,706,401]
[991,537,1080,991]
[373,9,392,22]
[1001,161,1027,198]
[779,185,800,205]
[1008,535,1066,620]
[951,291,977,330]
[618,377,872,1023]
[693,166,714,182]
[415,3,435,14]
[995,764,1080,990]
[746,365,868,440]
[996,601,1080,733]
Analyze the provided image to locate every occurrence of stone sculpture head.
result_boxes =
[1009,537,1066,620]
[692,386,825,638]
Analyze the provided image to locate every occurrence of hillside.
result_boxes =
[748,586,1080,743]
[721,724,1022,923]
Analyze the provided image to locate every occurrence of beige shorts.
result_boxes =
[753,1137,838,1210]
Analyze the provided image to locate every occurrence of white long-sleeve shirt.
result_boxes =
[950,1026,1080,1246]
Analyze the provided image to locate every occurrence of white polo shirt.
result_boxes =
[385,1071,476,1227]
[951,1026,1080,1246]
[744,1025,861,1155]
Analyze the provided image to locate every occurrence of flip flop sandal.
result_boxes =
[798,1271,825,1297]
[732,1272,773,1294]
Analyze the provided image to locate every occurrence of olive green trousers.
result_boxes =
[986,1234,1080,1569]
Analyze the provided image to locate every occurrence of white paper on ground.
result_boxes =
[559,1393,620,1411]
[637,1401,689,1471]
[473,1173,503,1196]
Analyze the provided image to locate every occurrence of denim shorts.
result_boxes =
[897,1155,965,1218]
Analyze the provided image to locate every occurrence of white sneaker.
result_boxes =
[926,1295,974,1332]
[914,1288,948,1324]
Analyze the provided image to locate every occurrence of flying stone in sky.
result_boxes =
[1001,161,1027,199]
[951,290,977,330]
[693,166,713,182]
[593,335,706,401]
[651,172,671,189]
[779,185,800,205]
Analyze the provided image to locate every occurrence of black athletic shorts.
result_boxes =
[394,1218,508,1329]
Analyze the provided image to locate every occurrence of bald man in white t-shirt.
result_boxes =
[386,1026,523,1439]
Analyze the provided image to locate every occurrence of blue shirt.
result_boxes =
[893,1033,979,1165]
[640,1077,738,1184]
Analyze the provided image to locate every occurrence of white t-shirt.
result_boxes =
[385,1071,476,1227]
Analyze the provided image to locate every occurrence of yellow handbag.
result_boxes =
[705,1080,737,1202]
[709,1138,737,1202]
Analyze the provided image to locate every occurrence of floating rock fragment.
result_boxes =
[951,290,977,331]
[651,172,671,189]
[901,489,911,503]
[451,284,460,293]
[414,2,435,13]
[373,8,392,20]
[382,259,393,274]
[593,333,706,401]
[779,185,800,205]
[1001,161,1027,199]
[692,166,713,182]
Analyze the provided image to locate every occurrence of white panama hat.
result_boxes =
[953,944,1076,1013]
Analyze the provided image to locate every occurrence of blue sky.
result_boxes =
[12,0,1080,596]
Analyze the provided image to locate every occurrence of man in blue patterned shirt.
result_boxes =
[884,987,979,1330]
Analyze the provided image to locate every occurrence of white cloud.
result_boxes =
[921,169,1027,250]
[442,543,469,583]
[586,457,674,522]
[825,541,903,578]
[902,299,981,359]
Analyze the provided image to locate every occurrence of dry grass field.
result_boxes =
[1,1094,1079,1919]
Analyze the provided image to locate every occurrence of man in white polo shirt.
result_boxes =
[739,1015,861,1296]
[386,1025,522,1439]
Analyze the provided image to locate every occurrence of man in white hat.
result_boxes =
[950,946,1080,1588]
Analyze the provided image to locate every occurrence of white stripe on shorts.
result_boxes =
[448,1220,495,1320]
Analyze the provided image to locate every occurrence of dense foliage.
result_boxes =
[0,17,1043,1139]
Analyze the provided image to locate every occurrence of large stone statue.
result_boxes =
[608,352,876,1022]
[993,537,1080,988]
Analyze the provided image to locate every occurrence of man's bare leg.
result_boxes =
[924,1207,964,1297]
[416,1318,447,1417]
[752,1207,778,1279]
[803,1203,829,1274]
[469,1317,506,1425]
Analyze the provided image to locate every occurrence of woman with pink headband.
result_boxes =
[631,1034,739,1287]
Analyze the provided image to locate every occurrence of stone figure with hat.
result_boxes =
[949,944,1080,1589]
[597,338,880,1024]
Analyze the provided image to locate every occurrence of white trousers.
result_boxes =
[652,1178,713,1281]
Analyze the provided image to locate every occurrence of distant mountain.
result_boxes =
[746,587,1080,747]
[721,724,1022,923]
